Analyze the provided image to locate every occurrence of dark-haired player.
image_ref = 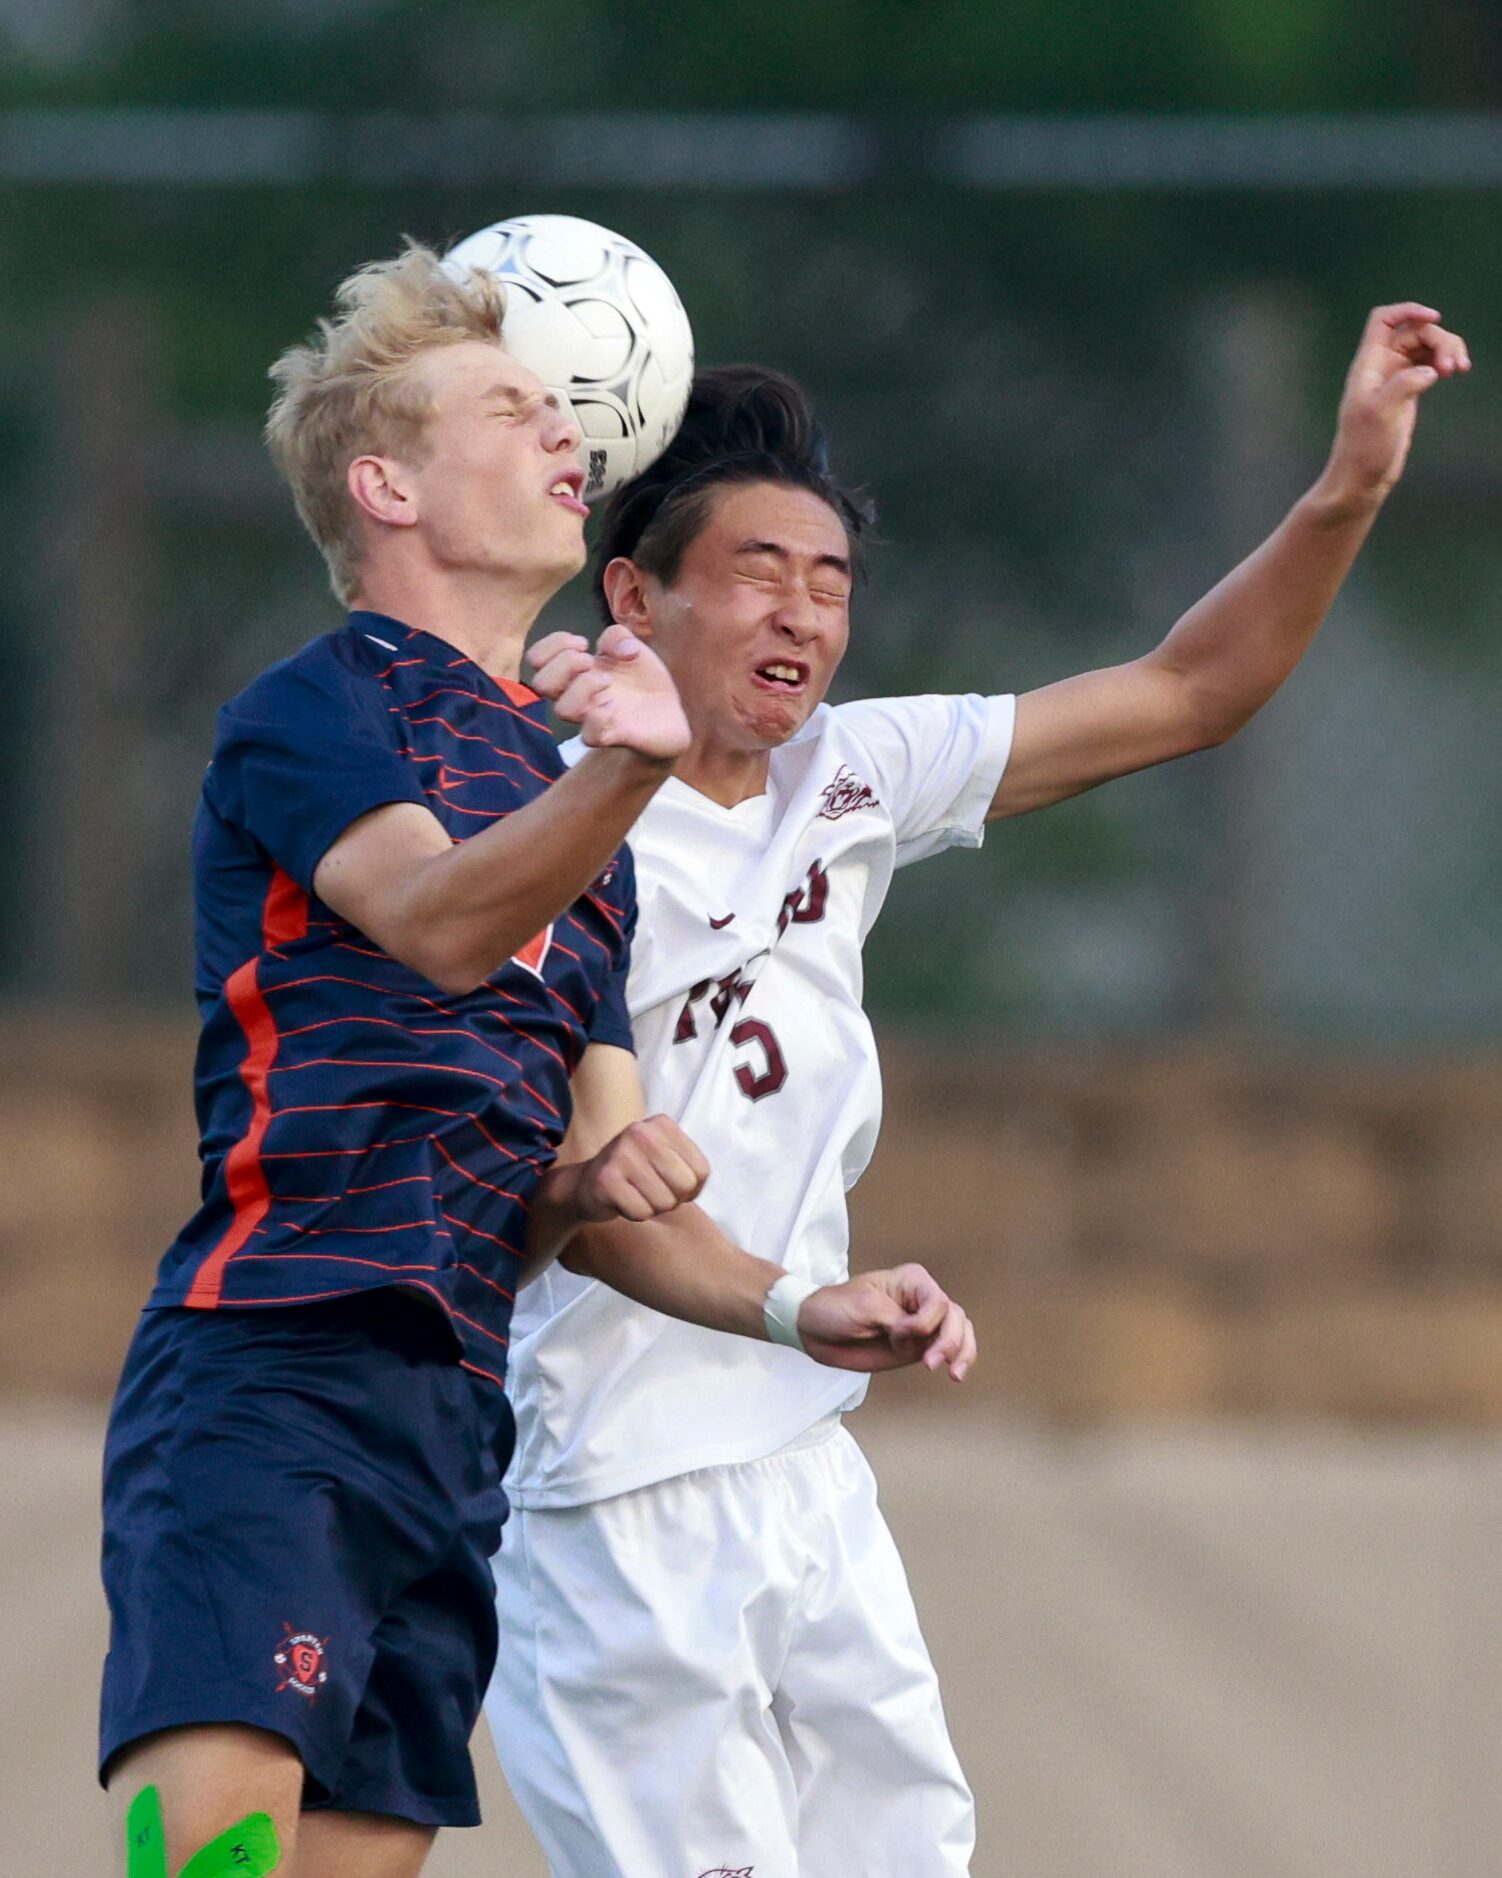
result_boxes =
[487,307,1471,1876]
[99,245,973,1878]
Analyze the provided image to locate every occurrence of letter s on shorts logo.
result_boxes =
[274,1622,329,1699]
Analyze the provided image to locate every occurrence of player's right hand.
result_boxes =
[571,1114,710,1225]
[798,1263,977,1380]
[527,626,692,763]
[1325,302,1470,503]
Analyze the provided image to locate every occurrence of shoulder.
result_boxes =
[789,696,922,795]
[823,692,1013,769]
[823,693,950,744]
[802,694,958,759]
[217,626,390,733]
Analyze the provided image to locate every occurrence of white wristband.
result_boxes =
[763,1272,818,1352]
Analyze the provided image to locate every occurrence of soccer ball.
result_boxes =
[445,214,694,502]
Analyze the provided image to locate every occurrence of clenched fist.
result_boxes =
[569,1113,710,1226]
[527,625,691,763]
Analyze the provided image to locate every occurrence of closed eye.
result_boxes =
[487,388,551,421]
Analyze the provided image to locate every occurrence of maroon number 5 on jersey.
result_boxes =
[670,859,828,1102]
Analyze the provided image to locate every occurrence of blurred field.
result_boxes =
[13,1401,1502,1878]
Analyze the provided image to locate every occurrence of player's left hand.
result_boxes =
[570,1114,710,1226]
[1326,302,1470,502]
[797,1263,976,1380]
[527,625,692,763]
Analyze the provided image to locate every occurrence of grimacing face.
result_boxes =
[631,480,853,754]
[396,340,588,585]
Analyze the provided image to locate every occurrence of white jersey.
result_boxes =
[504,691,1016,1509]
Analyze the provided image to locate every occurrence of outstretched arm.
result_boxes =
[525,1043,976,1380]
[991,303,1471,821]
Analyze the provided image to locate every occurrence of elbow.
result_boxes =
[381,883,507,995]
[383,924,496,997]
[1176,676,1248,754]
[1196,711,1242,752]
[419,943,498,998]
[424,961,491,998]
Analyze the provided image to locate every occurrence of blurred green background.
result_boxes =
[4,0,1499,1043]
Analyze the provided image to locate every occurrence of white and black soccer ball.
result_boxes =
[445,213,694,502]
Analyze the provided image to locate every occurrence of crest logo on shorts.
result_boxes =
[274,1622,329,1699]
[817,765,879,820]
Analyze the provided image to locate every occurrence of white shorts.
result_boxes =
[486,1422,975,1877]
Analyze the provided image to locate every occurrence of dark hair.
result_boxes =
[591,364,875,622]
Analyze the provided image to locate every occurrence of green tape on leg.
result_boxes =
[176,1813,282,1876]
[123,1787,281,1878]
[125,1786,169,1878]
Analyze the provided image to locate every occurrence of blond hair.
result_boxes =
[266,240,507,602]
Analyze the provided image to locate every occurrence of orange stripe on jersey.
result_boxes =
[184,869,306,1307]
[263,866,310,948]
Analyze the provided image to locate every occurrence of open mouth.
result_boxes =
[752,660,809,694]
[548,469,588,517]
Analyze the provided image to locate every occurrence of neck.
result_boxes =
[351,560,561,681]
[672,737,772,809]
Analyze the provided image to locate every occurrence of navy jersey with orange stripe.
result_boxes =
[146,610,634,1387]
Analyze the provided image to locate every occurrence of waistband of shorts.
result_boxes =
[769,1411,843,1458]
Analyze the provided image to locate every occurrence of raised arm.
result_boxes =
[525,1042,976,1379]
[991,303,1470,821]
[314,625,685,993]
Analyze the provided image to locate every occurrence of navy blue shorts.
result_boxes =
[99,1290,515,1828]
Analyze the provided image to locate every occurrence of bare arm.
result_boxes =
[991,303,1471,821]
[313,625,685,994]
[525,1044,977,1378]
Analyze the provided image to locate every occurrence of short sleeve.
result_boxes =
[586,888,637,1053]
[206,644,431,892]
[834,693,1016,869]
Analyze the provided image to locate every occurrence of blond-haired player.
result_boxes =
[98,245,973,1878]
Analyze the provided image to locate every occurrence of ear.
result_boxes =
[347,455,419,530]
[601,557,656,636]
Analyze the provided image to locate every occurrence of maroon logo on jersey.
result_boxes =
[817,765,879,820]
[275,1624,329,1699]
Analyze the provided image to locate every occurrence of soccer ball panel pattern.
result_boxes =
[446,213,694,500]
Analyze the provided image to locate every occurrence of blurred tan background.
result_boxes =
[10,1028,1502,1875]
[5,2,1502,1873]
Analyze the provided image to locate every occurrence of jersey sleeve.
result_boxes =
[205,645,431,893]
[586,886,637,1053]
[834,692,1016,869]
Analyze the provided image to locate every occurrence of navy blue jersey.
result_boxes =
[147,611,634,1387]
